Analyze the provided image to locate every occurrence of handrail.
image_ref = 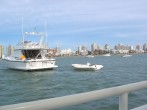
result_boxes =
[0,81,147,110]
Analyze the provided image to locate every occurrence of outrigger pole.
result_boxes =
[22,16,24,44]
[45,20,47,44]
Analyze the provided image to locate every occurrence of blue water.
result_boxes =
[0,54,147,110]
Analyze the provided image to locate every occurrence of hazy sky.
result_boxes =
[0,0,147,50]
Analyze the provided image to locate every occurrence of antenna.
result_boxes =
[22,17,24,44]
[45,20,47,44]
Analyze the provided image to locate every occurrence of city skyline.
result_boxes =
[2,42,147,57]
[2,42,147,52]
[0,0,147,50]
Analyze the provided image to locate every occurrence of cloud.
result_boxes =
[114,31,147,38]
[1,0,147,24]
[0,0,147,47]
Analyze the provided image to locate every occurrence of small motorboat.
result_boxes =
[86,55,94,58]
[122,54,132,57]
[72,62,103,71]
[102,53,111,56]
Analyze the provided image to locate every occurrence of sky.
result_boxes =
[0,0,147,50]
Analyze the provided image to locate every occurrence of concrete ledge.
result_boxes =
[131,104,147,110]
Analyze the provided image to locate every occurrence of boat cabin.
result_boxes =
[21,50,42,59]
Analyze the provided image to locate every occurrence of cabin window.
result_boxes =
[22,50,41,59]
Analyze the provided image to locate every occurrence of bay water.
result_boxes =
[0,54,147,110]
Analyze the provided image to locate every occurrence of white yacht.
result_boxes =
[72,63,103,71]
[2,32,58,71]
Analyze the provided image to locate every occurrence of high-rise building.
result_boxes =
[55,46,61,56]
[104,44,110,50]
[7,45,14,56]
[143,43,147,52]
[129,46,134,50]
[97,45,101,50]
[136,44,142,51]
[81,45,87,51]
[78,45,82,53]
[91,42,97,53]
[114,43,124,50]
[114,43,132,50]
[78,45,88,55]
[135,44,144,53]
[0,45,4,58]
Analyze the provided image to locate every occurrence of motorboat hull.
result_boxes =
[72,64,103,71]
[86,55,94,58]
[102,53,111,56]
[2,58,58,71]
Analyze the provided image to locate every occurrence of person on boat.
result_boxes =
[20,54,26,60]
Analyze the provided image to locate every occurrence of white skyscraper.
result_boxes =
[0,45,4,58]
[7,45,14,56]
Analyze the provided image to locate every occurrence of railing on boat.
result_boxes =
[0,81,147,110]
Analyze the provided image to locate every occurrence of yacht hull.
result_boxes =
[2,59,58,71]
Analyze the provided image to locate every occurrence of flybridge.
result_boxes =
[24,32,46,36]
[22,31,47,48]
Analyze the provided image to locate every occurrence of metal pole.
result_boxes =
[45,20,47,45]
[119,93,128,110]
[22,17,24,44]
